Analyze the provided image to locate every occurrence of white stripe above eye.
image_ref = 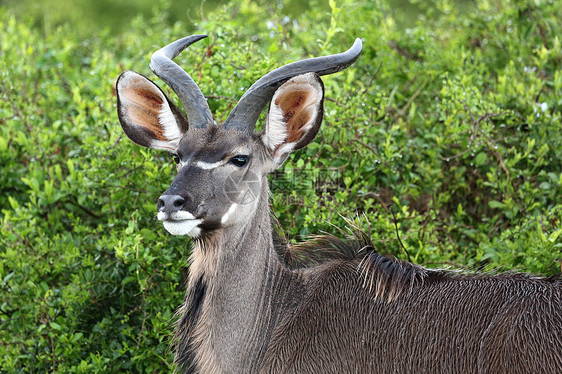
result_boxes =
[194,160,222,170]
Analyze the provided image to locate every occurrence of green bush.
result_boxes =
[1,0,561,371]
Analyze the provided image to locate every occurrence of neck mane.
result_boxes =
[173,179,299,373]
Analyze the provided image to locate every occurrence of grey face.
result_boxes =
[156,127,264,238]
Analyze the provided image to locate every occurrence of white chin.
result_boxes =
[162,220,202,237]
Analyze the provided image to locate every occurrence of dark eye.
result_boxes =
[172,154,180,164]
[229,155,249,167]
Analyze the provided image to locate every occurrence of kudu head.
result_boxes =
[116,35,362,238]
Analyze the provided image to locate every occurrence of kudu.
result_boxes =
[115,35,562,373]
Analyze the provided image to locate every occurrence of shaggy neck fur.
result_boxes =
[174,179,299,373]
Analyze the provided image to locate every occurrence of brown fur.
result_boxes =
[259,265,561,373]
[173,234,221,373]
[278,230,430,303]
[172,207,562,373]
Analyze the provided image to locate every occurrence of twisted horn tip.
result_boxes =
[151,34,209,63]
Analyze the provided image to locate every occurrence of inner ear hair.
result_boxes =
[264,73,324,154]
[116,71,186,151]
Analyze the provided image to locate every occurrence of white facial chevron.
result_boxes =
[221,204,237,225]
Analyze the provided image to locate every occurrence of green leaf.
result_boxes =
[488,200,505,209]
[474,152,487,166]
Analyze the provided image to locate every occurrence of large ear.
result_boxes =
[262,72,324,167]
[116,71,188,151]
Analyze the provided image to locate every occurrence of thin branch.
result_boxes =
[353,136,395,171]
[398,78,430,118]
[390,205,412,262]
[358,62,383,97]
[528,10,549,49]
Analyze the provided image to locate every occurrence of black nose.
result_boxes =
[157,194,186,213]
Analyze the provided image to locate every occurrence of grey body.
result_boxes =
[115,35,562,373]
[178,186,562,373]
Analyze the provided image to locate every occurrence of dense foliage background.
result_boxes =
[1,0,561,371]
